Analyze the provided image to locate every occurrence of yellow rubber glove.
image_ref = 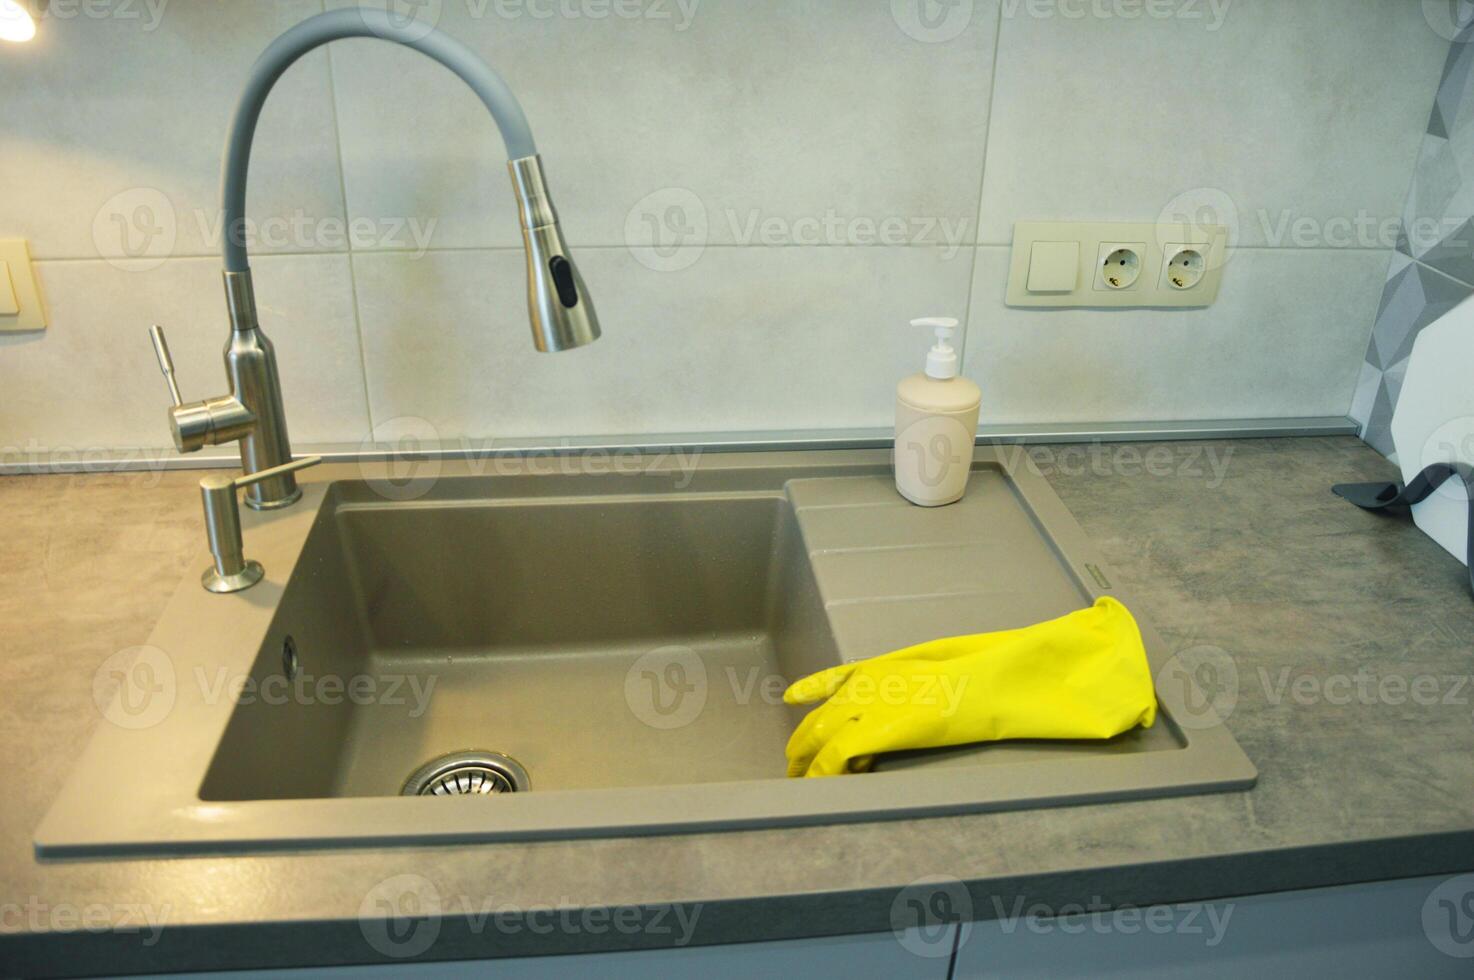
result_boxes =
[783,597,1157,777]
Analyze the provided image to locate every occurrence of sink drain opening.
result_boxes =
[402,751,530,796]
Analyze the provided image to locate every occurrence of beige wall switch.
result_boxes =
[0,239,46,332]
[1027,241,1080,293]
[0,262,17,316]
[1006,221,1227,309]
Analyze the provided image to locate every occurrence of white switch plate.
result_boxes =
[0,262,18,316]
[1026,240,1080,293]
[0,239,46,332]
[1006,221,1227,308]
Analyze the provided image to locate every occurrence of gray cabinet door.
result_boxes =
[123,926,956,979]
[952,875,1473,978]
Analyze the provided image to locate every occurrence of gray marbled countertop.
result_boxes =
[3,437,1472,976]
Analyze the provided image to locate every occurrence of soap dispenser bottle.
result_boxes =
[894,317,981,507]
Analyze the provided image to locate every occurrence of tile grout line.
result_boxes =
[972,243,1400,254]
[323,37,377,438]
[29,243,1406,265]
[958,0,1007,368]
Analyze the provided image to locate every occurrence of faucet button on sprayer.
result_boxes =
[549,256,580,308]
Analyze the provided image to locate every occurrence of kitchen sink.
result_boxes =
[37,448,1254,856]
[202,491,832,799]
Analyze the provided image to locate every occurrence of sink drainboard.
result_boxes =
[34,453,1257,857]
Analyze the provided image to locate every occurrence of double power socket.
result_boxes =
[1005,221,1228,308]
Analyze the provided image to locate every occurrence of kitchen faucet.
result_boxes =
[149,6,600,510]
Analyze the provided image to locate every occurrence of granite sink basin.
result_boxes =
[202,489,830,799]
[37,448,1254,856]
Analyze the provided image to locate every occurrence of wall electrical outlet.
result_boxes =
[1093,242,1146,291]
[1006,221,1227,309]
[1160,243,1208,291]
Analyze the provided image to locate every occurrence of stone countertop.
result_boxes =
[3,437,1472,976]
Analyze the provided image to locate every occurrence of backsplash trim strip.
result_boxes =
[0,417,1359,475]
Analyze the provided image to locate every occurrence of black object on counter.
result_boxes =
[1334,463,1474,599]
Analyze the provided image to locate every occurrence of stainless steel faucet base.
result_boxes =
[202,560,264,594]
[147,273,301,510]
[243,487,302,512]
[223,273,300,508]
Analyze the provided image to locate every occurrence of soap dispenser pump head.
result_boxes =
[912,316,960,379]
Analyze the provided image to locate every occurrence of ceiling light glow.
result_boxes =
[0,1,37,44]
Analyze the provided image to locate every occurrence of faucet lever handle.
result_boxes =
[233,455,322,490]
[149,324,184,407]
[148,324,255,454]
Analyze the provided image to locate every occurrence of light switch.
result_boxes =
[0,262,17,316]
[1027,241,1079,293]
[0,239,46,332]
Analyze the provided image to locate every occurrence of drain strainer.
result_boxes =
[402,751,530,796]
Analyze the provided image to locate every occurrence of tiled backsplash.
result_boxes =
[1352,19,1474,460]
[0,0,1453,458]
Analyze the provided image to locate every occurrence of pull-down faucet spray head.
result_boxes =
[509,155,601,352]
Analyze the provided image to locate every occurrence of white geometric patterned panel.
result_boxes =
[1356,19,1474,458]
[1389,297,1474,566]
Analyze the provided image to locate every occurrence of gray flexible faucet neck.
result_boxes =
[186,6,597,512]
[219,6,536,274]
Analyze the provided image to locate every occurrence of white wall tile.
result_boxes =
[0,255,369,453]
[977,0,1448,247]
[0,1,1455,456]
[325,0,998,250]
[964,245,1390,422]
[0,0,343,261]
[352,245,976,438]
